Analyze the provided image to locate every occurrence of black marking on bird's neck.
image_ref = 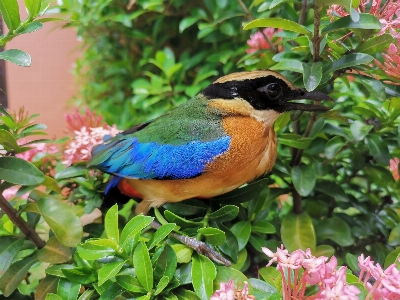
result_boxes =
[202,75,296,112]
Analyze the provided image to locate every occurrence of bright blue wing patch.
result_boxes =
[94,136,231,179]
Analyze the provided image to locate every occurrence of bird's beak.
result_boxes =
[282,89,334,112]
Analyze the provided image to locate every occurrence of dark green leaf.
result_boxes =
[358,77,386,102]
[217,225,239,263]
[278,134,312,149]
[350,120,372,141]
[57,278,80,300]
[315,181,349,202]
[345,253,359,273]
[384,247,400,269]
[192,254,216,300]
[0,156,45,185]
[270,60,303,73]
[17,21,43,34]
[324,53,373,74]
[62,267,97,284]
[78,289,95,300]
[0,49,30,67]
[37,236,72,263]
[388,224,400,247]
[174,289,201,300]
[179,16,200,33]
[324,136,344,159]
[208,205,239,222]
[366,134,390,165]
[292,164,316,197]
[230,221,252,251]
[98,283,124,300]
[244,18,310,36]
[154,244,177,281]
[303,62,323,92]
[120,215,153,247]
[133,242,153,292]
[315,217,354,246]
[281,212,316,252]
[252,220,276,234]
[54,165,86,180]
[356,34,394,54]
[0,236,24,277]
[0,129,18,151]
[321,14,381,34]
[198,227,226,246]
[116,275,146,293]
[164,210,202,227]
[98,260,126,286]
[105,204,119,244]
[148,223,176,250]
[0,255,38,296]
[0,0,20,32]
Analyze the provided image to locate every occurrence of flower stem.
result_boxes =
[0,193,45,248]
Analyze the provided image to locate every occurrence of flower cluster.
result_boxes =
[390,158,400,180]
[327,0,400,38]
[211,279,254,300]
[375,40,400,82]
[246,28,282,54]
[63,109,120,165]
[16,141,58,162]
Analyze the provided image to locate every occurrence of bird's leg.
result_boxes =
[150,220,231,267]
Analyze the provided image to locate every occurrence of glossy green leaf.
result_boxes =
[324,53,373,74]
[33,197,82,247]
[163,200,207,216]
[356,34,394,54]
[24,0,42,18]
[0,0,20,32]
[321,14,381,34]
[388,224,400,246]
[0,129,18,151]
[315,217,354,246]
[154,275,169,295]
[350,120,372,141]
[230,221,252,251]
[281,212,316,252]
[98,260,126,286]
[244,18,310,36]
[120,215,153,247]
[98,282,124,300]
[358,77,386,102]
[179,16,200,33]
[37,236,72,263]
[0,49,30,66]
[198,227,226,246]
[274,112,290,132]
[366,134,390,165]
[78,289,95,300]
[249,278,277,294]
[154,244,177,281]
[324,136,344,159]
[133,242,153,292]
[57,278,80,300]
[270,60,303,73]
[0,236,24,276]
[316,181,349,202]
[171,244,193,264]
[192,254,216,300]
[292,164,316,197]
[105,204,119,244]
[345,253,359,273]
[164,210,202,227]
[148,223,175,250]
[252,220,276,234]
[54,165,86,179]
[278,134,312,149]
[208,205,239,222]
[17,21,43,34]
[62,267,97,284]
[302,62,322,92]
[0,255,38,296]
[384,247,400,269]
[213,266,251,293]
[0,156,45,185]
[116,275,146,293]
[77,242,115,260]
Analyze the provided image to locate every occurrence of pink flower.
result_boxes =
[246,28,282,54]
[211,279,254,300]
[389,158,400,180]
[65,108,105,133]
[15,140,58,162]
[375,40,400,82]
[2,186,28,201]
[327,0,400,38]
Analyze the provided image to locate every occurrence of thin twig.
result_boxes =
[0,193,45,248]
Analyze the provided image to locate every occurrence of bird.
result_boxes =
[88,70,332,216]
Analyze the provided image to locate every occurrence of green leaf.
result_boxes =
[324,53,374,74]
[350,120,373,141]
[218,225,239,263]
[23,0,42,18]
[171,244,193,264]
[291,164,316,197]
[179,16,200,33]
[31,197,82,247]
[154,244,177,281]
[198,228,226,246]
[62,267,97,284]
[249,278,278,295]
[274,112,290,132]
[133,242,153,292]
[208,205,239,222]
[356,34,394,54]
[252,220,276,234]
[0,129,18,151]
[0,255,38,296]
[315,217,354,246]
[302,62,322,92]
[345,253,359,273]
[324,136,344,159]
[105,204,119,244]
[37,236,72,263]
[57,278,80,300]
[213,266,251,293]
[120,215,153,247]
[154,275,169,295]
[164,210,202,227]
[0,0,20,32]
[174,289,201,300]
[244,18,310,36]
[116,275,146,293]
[388,224,400,247]
[0,156,45,185]
[321,14,381,34]
[78,289,95,300]
[278,134,312,149]
[366,134,390,165]
[98,260,126,286]
[315,245,335,257]
[0,49,30,67]
[230,221,252,251]
[148,223,176,250]
[17,21,43,34]
[0,236,24,277]
[281,212,316,252]
[42,176,62,193]
[46,294,63,300]
[358,77,386,102]
[77,242,115,260]
[54,165,86,179]
[35,275,59,300]
[270,60,303,73]
[384,247,400,269]
[191,254,216,300]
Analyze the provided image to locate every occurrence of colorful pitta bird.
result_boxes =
[89,70,332,216]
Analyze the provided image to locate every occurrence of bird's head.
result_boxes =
[202,70,332,117]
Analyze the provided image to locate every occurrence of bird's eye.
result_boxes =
[265,83,282,100]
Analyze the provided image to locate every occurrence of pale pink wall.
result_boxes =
[4,2,80,138]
